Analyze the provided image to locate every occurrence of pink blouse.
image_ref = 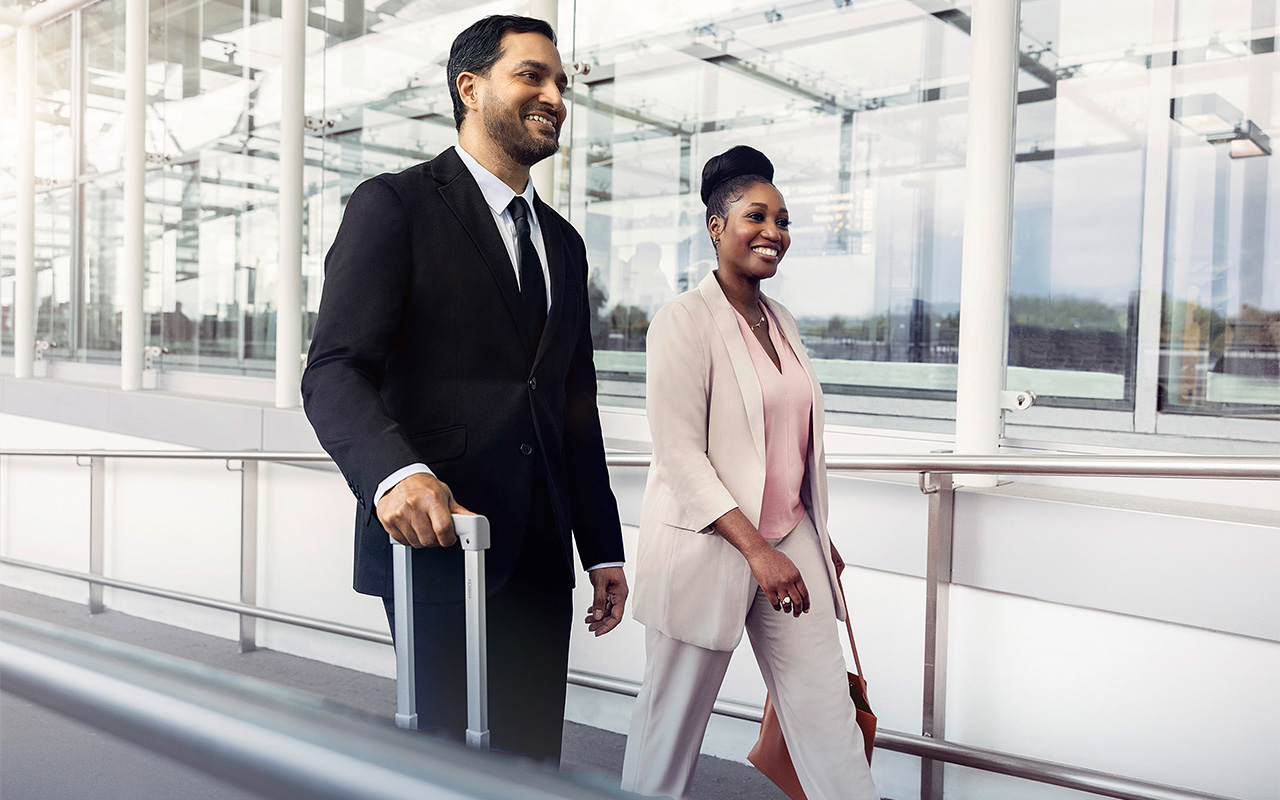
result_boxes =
[734,303,813,540]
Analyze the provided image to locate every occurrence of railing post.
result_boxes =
[921,471,954,800]
[89,456,105,614]
[239,460,258,652]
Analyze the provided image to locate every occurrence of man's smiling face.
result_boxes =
[475,31,568,167]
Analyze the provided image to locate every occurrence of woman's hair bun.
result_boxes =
[700,145,774,206]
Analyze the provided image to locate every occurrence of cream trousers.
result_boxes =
[620,514,879,800]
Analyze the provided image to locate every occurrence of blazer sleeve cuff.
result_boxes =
[373,463,435,507]
[675,493,738,534]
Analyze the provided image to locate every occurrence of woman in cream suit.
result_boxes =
[620,146,879,800]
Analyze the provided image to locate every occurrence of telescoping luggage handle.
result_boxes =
[391,513,491,751]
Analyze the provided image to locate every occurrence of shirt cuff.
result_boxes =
[374,463,435,507]
[587,562,625,571]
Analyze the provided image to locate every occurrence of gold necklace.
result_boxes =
[749,314,766,331]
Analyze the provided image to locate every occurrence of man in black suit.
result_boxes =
[301,15,627,764]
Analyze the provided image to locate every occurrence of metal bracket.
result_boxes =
[568,61,591,76]
[145,152,170,165]
[142,346,168,389]
[304,116,335,133]
[143,345,167,371]
[225,459,244,473]
[1000,389,1037,411]
[33,339,55,377]
[919,472,940,495]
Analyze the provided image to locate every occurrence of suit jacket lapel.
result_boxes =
[432,150,527,349]
[697,271,766,465]
[533,197,567,368]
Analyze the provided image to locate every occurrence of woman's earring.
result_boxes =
[712,236,720,248]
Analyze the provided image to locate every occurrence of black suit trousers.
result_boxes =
[383,481,573,763]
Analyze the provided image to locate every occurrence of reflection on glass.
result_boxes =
[37,19,74,184]
[1162,101,1278,414]
[35,189,74,351]
[1,197,14,355]
[84,0,126,177]
[32,20,76,357]
[1158,0,1278,418]
[1,37,14,355]
[129,0,281,373]
[84,176,123,355]
[80,0,126,359]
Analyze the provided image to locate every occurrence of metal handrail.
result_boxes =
[0,611,634,800]
[0,555,393,644]
[1,447,1272,800]
[5,448,1280,478]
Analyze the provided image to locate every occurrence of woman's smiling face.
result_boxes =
[710,182,790,282]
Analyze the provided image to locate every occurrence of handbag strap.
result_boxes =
[837,575,865,679]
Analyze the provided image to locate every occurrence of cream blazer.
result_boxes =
[632,270,845,652]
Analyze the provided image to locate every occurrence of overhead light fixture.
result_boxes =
[1207,119,1272,158]
[1170,93,1241,136]
[1171,93,1272,158]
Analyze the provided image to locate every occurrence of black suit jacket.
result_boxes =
[302,148,624,603]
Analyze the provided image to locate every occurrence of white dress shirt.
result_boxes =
[373,145,620,571]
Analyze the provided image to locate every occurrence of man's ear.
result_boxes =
[457,72,481,115]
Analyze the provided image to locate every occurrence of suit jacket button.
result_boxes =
[520,443,534,455]
[528,377,537,390]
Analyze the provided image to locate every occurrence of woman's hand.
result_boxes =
[830,542,845,577]
[747,547,810,618]
[709,508,809,618]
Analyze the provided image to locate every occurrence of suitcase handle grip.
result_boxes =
[453,514,490,551]
[387,513,490,550]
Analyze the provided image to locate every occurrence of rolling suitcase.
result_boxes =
[391,513,491,750]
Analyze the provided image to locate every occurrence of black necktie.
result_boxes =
[507,196,547,351]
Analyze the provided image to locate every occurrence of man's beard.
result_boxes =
[484,98,560,167]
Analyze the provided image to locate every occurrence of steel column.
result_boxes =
[953,0,1021,486]
[15,24,37,379]
[920,471,955,800]
[121,0,146,391]
[1132,3,1178,432]
[275,0,305,409]
[89,456,105,613]
[239,460,259,652]
[70,9,86,358]
[527,0,557,203]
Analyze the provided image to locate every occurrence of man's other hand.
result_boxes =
[377,472,472,548]
[584,566,628,637]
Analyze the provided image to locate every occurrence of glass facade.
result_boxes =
[0,0,1276,424]
[1159,3,1279,415]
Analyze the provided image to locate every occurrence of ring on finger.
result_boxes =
[780,596,793,608]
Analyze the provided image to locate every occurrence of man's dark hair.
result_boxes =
[447,15,557,131]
